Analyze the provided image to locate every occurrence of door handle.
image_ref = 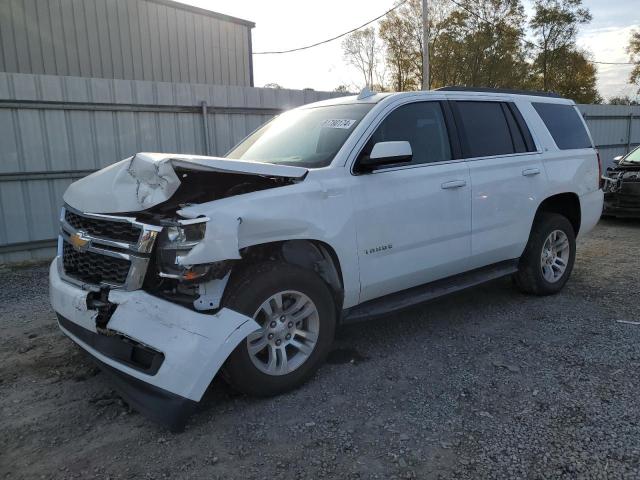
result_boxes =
[522,168,541,177]
[441,180,467,189]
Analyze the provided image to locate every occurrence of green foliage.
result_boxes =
[628,30,640,92]
[608,96,639,106]
[429,0,531,90]
[348,0,601,102]
[529,0,599,102]
[378,0,423,91]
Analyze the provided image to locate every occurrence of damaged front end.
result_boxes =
[603,163,640,218]
[51,152,308,429]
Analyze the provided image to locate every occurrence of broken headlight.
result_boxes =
[157,219,209,281]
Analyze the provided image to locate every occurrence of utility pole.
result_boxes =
[422,0,429,90]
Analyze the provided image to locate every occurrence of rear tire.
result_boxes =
[222,261,336,397]
[513,212,576,295]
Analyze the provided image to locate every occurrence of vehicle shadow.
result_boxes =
[598,215,640,227]
[196,275,518,413]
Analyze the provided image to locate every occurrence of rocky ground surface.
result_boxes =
[1,218,639,479]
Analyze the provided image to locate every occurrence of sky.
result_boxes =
[181,0,639,100]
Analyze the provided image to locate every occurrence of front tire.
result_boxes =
[222,261,336,397]
[514,212,576,295]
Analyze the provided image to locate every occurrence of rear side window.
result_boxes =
[452,101,533,158]
[532,102,592,150]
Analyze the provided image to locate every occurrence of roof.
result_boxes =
[148,0,255,28]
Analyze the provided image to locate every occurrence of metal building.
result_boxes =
[0,0,255,86]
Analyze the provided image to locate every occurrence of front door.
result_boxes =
[350,101,472,303]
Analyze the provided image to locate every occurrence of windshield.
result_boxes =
[622,146,640,163]
[226,104,373,168]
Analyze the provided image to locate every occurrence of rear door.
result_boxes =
[450,99,546,266]
[350,100,472,302]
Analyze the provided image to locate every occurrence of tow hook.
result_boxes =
[86,289,116,330]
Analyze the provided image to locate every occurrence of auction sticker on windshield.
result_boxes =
[320,119,356,129]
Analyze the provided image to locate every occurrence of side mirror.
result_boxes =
[359,141,412,171]
[613,155,623,164]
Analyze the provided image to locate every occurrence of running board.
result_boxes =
[342,259,519,323]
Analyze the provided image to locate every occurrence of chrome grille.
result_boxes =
[62,243,131,284]
[58,206,162,290]
[65,209,142,244]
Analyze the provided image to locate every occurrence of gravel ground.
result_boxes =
[1,218,640,479]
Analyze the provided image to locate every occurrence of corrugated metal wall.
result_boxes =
[0,72,344,263]
[0,0,254,86]
[578,104,640,169]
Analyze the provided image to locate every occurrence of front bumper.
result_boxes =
[49,258,260,429]
[603,195,640,218]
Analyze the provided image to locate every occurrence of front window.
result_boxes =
[358,101,452,167]
[226,104,373,168]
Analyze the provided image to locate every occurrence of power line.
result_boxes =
[253,0,409,54]
[590,61,635,65]
[445,0,635,66]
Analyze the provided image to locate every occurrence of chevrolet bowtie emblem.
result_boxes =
[69,231,91,252]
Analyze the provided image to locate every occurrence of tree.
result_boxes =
[545,47,600,103]
[608,95,639,106]
[334,84,351,93]
[379,8,419,91]
[429,0,531,89]
[377,0,450,90]
[341,28,384,89]
[627,30,640,93]
[345,0,600,99]
[529,0,599,102]
[379,0,530,91]
[263,83,284,89]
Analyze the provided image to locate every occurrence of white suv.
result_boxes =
[50,87,603,429]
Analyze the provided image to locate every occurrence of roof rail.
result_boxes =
[436,86,563,98]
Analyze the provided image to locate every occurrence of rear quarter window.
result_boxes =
[532,102,592,150]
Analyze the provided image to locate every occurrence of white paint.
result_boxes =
[175,167,363,308]
[193,272,231,311]
[351,154,472,302]
[369,141,412,160]
[49,260,98,333]
[176,212,242,265]
[578,189,604,237]
[50,258,260,401]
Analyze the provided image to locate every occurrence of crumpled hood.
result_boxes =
[63,152,308,213]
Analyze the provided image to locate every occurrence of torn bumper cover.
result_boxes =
[49,258,260,430]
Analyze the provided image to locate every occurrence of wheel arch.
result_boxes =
[535,192,581,235]
[234,239,345,310]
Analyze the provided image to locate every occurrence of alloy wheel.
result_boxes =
[540,229,570,283]
[246,290,320,375]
